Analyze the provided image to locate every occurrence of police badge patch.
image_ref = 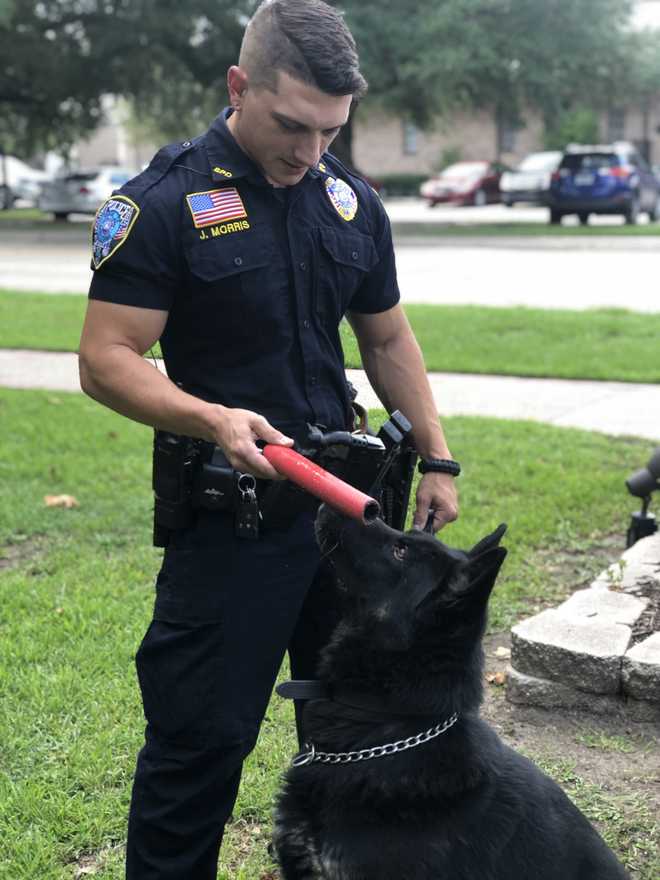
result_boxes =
[92,195,140,269]
[325,177,358,222]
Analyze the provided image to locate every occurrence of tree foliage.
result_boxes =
[1,0,654,163]
[543,108,600,151]
[342,0,634,130]
[616,25,660,108]
[0,0,252,155]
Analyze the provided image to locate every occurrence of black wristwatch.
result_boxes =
[417,458,461,477]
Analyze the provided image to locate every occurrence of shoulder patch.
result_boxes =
[325,177,358,222]
[92,196,140,269]
[186,188,247,229]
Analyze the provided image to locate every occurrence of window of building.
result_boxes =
[402,121,419,155]
[497,116,518,154]
[608,108,626,142]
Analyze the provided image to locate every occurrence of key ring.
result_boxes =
[237,472,257,499]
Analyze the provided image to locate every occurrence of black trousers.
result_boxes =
[125,510,339,879]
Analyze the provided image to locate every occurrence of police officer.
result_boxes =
[79,1,458,876]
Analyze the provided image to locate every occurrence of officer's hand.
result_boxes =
[412,472,459,533]
[215,407,293,480]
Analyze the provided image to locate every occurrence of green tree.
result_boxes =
[0,0,251,156]
[543,108,600,150]
[338,0,634,164]
[614,26,660,157]
[0,0,645,167]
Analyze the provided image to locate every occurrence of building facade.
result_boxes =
[352,102,660,177]
[72,96,157,171]
[70,94,660,179]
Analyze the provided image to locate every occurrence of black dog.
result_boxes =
[272,508,629,879]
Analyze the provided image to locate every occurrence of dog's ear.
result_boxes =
[456,524,508,605]
[467,523,507,559]
[464,545,507,601]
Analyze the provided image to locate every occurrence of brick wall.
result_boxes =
[352,103,660,176]
[602,101,660,164]
[353,108,544,176]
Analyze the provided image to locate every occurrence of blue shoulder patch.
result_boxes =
[92,195,140,269]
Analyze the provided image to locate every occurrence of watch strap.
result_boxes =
[418,458,461,477]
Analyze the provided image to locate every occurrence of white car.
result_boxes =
[499,151,562,206]
[38,167,137,220]
[0,155,51,208]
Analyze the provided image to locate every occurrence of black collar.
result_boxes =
[204,108,260,185]
[204,108,333,189]
[277,679,439,719]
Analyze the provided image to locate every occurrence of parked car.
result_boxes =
[419,161,510,207]
[499,151,562,206]
[0,155,51,209]
[38,167,137,220]
[547,142,660,225]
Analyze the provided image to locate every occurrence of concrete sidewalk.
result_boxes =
[2,348,658,442]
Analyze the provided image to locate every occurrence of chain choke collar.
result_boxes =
[291,713,459,768]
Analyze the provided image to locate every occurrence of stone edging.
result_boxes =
[506,532,660,722]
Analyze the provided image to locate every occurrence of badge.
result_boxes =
[92,196,140,269]
[325,177,358,222]
[186,187,247,229]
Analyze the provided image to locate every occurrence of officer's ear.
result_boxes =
[227,66,249,109]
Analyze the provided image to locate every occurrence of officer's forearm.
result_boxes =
[78,344,223,441]
[358,326,452,461]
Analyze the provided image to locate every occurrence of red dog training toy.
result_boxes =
[263,445,380,523]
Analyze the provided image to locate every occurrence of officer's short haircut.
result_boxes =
[240,0,368,98]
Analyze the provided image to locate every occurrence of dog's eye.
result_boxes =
[393,545,407,561]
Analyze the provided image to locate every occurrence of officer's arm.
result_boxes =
[78,300,289,478]
[79,299,213,437]
[347,304,450,460]
[347,303,458,528]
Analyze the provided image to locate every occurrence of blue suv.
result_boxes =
[547,142,660,225]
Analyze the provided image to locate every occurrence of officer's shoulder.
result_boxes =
[321,153,381,204]
[117,136,206,208]
[320,153,388,239]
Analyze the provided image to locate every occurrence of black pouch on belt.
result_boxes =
[191,446,261,539]
[191,445,236,512]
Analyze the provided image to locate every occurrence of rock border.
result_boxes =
[506,532,660,719]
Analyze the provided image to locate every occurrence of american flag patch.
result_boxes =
[186,187,247,228]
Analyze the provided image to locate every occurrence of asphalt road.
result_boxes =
[1,201,659,311]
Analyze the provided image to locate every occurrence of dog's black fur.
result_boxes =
[273,508,630,879]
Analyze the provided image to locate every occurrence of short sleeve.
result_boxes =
[88,189,181,311]
[347,194,400,315]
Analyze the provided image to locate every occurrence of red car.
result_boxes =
[419,161,510,207]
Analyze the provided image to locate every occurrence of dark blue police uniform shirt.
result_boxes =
[88,108,400,437]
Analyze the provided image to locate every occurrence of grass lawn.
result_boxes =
[3,205,660,237]
[3,289,660,384]
[0,208,88,227]
[0,207,49,223]
[391,220,660,237]
[0,388,658,878]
